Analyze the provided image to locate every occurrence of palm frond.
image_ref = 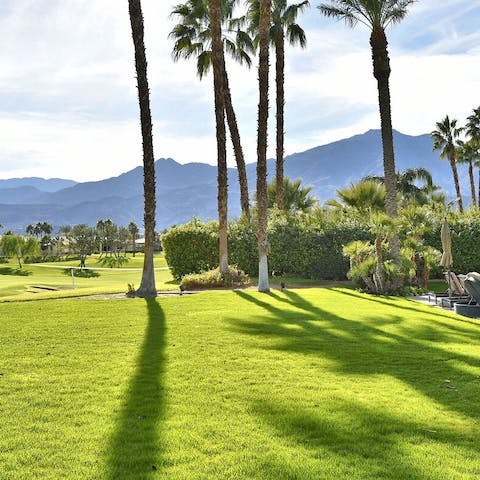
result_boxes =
[196,50,212,79]
[286,23,307,47]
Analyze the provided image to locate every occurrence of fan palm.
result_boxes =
[170,0,253,218]
[266,177,318,213]
[208,0,229,273]
[456,140,478,208]
[327,179,386,214]
[319,0,415,263]
[364,167,438,206]
[431,115,464,213]
[246,0,309,210]
[256,0,272,292]
[128,0,157,298]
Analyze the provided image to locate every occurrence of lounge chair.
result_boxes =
[428,271,470,304]
[463,272,480,304]
[454,272,480,318]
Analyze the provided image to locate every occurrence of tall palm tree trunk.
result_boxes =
[373,234,384,294]
[370,26,399,263]
[256,0,272,292]
[209,0,229,274]
[128,0,157,298]
[275,32,285,210]
[468,161,476,207]
[223,69,250,219]
[448,154,464,212]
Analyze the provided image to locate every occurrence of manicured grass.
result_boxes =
[0,254,176,301]
[36,252,168,269]
[1,288,480,479]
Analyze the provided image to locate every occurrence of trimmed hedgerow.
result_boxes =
[162,216,371,280]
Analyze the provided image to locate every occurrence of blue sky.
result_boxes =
[0,0,479,181]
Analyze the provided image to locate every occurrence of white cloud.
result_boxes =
[0,0,480,181]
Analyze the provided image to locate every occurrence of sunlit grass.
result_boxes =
[1,288,479,479]
[0,253,176,301]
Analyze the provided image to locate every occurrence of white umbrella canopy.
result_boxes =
[440,217,453,268]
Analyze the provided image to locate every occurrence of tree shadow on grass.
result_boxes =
[0,267,32,276]
[107,299,166,479]
[231,290,480,422]
[250,397,479,480]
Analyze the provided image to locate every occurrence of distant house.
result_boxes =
[134,237,162,252]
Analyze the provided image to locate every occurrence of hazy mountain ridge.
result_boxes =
[0,177,77,192]
[0,129,470,232]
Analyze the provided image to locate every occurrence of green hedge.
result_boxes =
[162,216,371,280]
[424,213,480,275]
[163,211,480,281]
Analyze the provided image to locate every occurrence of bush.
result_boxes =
[162,219,219,279]
[181,267,250,290]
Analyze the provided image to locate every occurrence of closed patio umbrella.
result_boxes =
[440,217,453,269]
[440,217,453,301]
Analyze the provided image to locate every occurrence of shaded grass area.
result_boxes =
[0,254,175,301]
[1,289,480,478]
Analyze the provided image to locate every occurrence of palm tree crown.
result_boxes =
[364,167,438,205]
[328,180,386,214]
[319,0,415,29]
[170,0,254,78]
[431,115,464,212]
[466,106,480,143]
[431,115,463,160]
[266,177,318,213]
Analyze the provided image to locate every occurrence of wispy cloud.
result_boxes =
[0,1,479,180]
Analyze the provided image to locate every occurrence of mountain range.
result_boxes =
[0,129,471,233]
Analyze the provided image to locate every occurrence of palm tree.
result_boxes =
[319,0,414,263]
[466,106,480,207]
[327,179,386,214]
[128,0,157,298]
[431,115,464,213]
[266,177,318,213]
[256,0,272,292]
[208,0,229,273]
[128,221,139,257]
[456,140,478,208]
[170,0,252,218]
[247,0,309,210]
[364,167,438,206]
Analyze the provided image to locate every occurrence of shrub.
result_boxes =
[181,267,250,290]
[162,219,219,279]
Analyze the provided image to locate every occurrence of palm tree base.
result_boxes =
[257,254,270,292]
[132,288,158,299]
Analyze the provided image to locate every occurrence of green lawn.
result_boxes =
[0,253,176,301]
[1,288,479,479]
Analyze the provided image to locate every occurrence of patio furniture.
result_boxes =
[463,272,480,304]
[428,271,471,305]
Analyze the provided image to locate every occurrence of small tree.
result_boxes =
[1,234,39,268]
[128,221,139,256]
[70,224,96,268]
